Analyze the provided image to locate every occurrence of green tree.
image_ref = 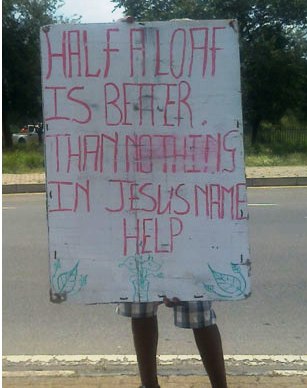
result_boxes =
[2,0,77,148]
[112,0,307,142]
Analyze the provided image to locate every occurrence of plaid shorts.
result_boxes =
[116,301,216,329]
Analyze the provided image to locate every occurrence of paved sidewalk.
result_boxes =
[3,353,307,387]
[3,374,307,387]
[2,166,307,194]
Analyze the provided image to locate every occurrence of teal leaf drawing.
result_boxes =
[53,259,61,272]
[51,259,88,296]
[203,284,214,293]
[208,265,243,295]
[231,263,241,274]
[57,261,79,293]
[80,274,88,287]
[202,263,247,299]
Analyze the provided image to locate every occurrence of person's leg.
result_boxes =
[173,301,227,388]
[116,302,160,388]
[132,315,159,388]
[193,324,228,388]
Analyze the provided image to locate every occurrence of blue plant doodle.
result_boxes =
[201,263,247,299]
[119,254,164,301]
[51,259,88,296]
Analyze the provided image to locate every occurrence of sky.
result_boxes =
[56,0,124,23]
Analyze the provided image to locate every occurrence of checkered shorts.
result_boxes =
[116,301,216,329]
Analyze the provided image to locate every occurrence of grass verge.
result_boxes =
[245,143,307,166]
[2,144,45,173]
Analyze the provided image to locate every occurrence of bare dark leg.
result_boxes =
[193,324,228,388]
[131,316,159,388]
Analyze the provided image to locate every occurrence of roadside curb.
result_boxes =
[2,183,46,194]
[3,177,307,194]
[3,355,307,377]
[246,176,307,187]
[3,374,307,388]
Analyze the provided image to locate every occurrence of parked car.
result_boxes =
[12,124,44,145]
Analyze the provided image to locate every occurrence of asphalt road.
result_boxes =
[3,187,307,356]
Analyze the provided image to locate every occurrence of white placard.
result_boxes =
[41,20,251,303]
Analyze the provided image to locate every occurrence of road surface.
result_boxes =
[3,187,307,355]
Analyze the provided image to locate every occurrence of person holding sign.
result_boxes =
[115,16,228,388]
[41,14,248,388]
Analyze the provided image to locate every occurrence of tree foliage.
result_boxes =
[2,0,70,147]
[112,0,307,141]
[3,1,306,148]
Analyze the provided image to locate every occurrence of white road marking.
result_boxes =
[271,370,307,376]
[2,370,75,377]
[249,186,307,189]
[248,203,278,206]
